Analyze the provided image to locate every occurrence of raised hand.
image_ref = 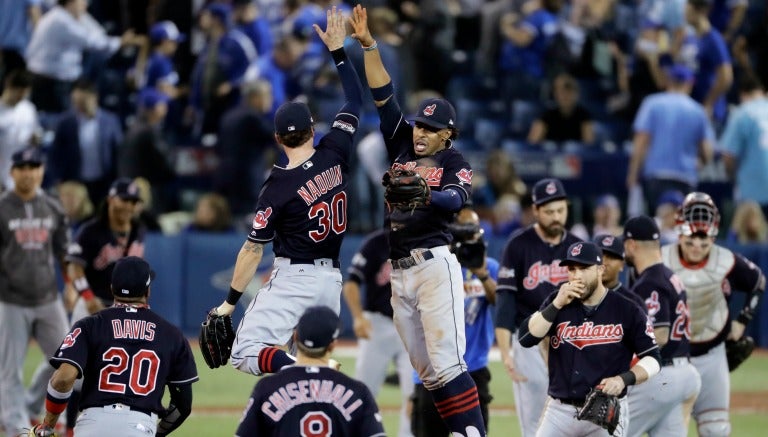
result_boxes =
[348,4,374,47]
[313,6,347,51]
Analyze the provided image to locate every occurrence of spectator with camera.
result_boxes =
[410,206,498,435]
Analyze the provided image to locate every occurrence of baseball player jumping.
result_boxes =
[208,7,363,376]
[662,193,765,436]
[495,178,581,436]
[349,5,486,435]
[519,241,662,437]
[622,216,701,437]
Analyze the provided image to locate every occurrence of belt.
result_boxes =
[557,398,586,408]
[391,249,435,270]
[662,356,690,367]
[290,258,340,268]
[103,403,155,417]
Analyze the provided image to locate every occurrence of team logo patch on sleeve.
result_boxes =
[252,207,273,230]
[645,291,661,318]
[456,169,472,185]
[60,328,82,350]
[332,119,356,134]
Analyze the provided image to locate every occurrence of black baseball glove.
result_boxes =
[726,335,755,372]
[576,388,620,436]
[199,308,235,369]
[382,168,431,212]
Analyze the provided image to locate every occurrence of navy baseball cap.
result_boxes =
[593,234,624,259]
[623,215,660,241]
[111,257,155,298]
[532,178,567,206]
[149,21,185,43]
[560,242,603,267]
[275,101,314,135]
[11,147,44,168]
[412,98,457,130]
[296,306,340,352]
[108,178,142,202]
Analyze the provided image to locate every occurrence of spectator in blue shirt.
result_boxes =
[708,0,747,43]
[246,35,305,117]
[233,0,273,57]
[0,0,41,90]
[627,64,714,211]
[721,75,768,218]
[144,20,185,100]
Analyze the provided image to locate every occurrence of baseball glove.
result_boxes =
[726,335,755,372]
[382,168,431,212]
[27,424,57,437]
[576,388,620,436]
[199,308,235,369]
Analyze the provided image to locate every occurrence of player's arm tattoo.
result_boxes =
[242,241,264,256]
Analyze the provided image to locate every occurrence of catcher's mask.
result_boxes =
[675,192,720,237]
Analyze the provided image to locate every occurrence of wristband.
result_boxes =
[371,82,394,101]
[476,273,489,282]
[540,303,559,323]
[226,287,243,306]
[619,371,637,387]
[81,289,95,301]
[362,40,378,51]
[46,381,72,415]
[737,309,753,325]
[73,276,93,300]
[330,47,347,64]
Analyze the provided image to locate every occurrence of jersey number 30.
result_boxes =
[99,347,160,395]
[308,192,347,242]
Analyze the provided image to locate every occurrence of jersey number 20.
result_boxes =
[670,301,691,341]
[99,347,160,395]
[308,192,347,242]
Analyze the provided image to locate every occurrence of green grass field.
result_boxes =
[20,345,768,436]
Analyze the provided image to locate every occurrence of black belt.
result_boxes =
[662,357,690,366]
[391,249,435,270]
[290,258,340,268]
[557,398,586,408]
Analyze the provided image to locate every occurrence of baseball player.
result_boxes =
[519,241,662,437]
[63,177,146,433]
[342,228,414,437]
[0,147,70,436]
[622,216,701,437]
[349,6,486,435]
[410,208,498,436]
[211,8,363,376]
[235,305,386,437]
[661,192,765,436]
[30,257,199,437]
[593,234,645,310]
[495,177,581,436]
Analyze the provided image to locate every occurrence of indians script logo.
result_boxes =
[423,104,436,116]
[61,328,82,350]
[523,261,568,290]
[551,322,624,349]
[570,243,583,257]
[545,181,557,195]
[602,236,615,247]
[456,169,472,185]
[252,207,273,230]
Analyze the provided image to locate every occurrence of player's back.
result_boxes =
[236,366,385,437]
[70,305,197,414]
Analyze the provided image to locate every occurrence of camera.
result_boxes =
[448,223,486,269]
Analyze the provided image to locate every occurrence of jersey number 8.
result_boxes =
[308,192,347,242]
[99,347,160,395]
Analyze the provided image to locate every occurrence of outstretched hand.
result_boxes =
[348,4,374,47]
[314,6,347,51]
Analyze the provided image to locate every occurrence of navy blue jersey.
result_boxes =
[50,304,198,414]
[631,263,690,361]
[538,291,659,400]
[247,112,358,260]
[377,98,473,259]
[66,218,146,301]
[235,366,386,437]
[347,229,393,318]
[497,226,582,329]
[609,283,646,311]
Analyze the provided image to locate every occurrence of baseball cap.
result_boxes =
[667,65,694,84]
[108,178,142,202]
[595,194,619,209]
[656,190,684,209]
[593,234,624,259]
[623,215,660,241]
[274,101,314,135]
[531,178,567,206]
[412,98,457,130]
[559,242,603,267]
[149,21,185,43]
[139,88,170,109]
[296,306,341,352]
[11,147,44,168]
[111,256,155,298]
[206,3,232,26]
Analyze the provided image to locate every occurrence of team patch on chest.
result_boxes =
[550,321,624,349]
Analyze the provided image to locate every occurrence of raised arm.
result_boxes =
[315,7,363,118]
[349,5,393,106]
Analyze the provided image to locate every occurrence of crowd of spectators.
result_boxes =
[0,0,767,240]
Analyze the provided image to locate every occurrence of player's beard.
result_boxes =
[540,221,564,238]
[578,275,599,302]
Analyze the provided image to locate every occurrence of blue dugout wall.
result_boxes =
[144,233,768,347]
